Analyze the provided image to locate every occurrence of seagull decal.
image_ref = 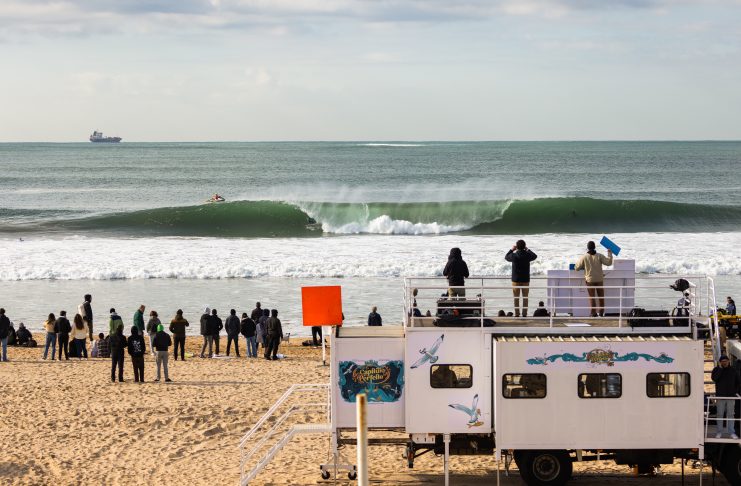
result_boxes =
[449,394,483,428]
[410,334,444,369]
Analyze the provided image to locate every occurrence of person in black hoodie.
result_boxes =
[55,310,72,360]
[505,240,538,317]
[443,247,469,298]
[712,355,741,438]
[127,326,146,383]
[199,306,212,358]
[109,324,127,383]
[210,308,223,356]
[153,324,172,382]
[225,309,241,357]
[240,312,257,358]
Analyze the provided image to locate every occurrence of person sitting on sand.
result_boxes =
[533,302,550,318]
[109,324,127,382]
[109,308,124,336]
[225,309,241,357]
[169,309,189,361]
[96,333,110,359]
[200,306,213,358]
[6,322,17,346]
[127,326,146,383]
[72,314,89,359]
[55,311,71,360]
[16,322,32,347]
[264,309,283,361]
[153,324,172,382]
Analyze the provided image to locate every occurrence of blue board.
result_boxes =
[600,236,621,256]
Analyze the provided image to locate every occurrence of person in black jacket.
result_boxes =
[16,323,32,346]
[443,247,469,298]
[240,312,257,357]
[109,324,127,383]
[505,240,538,317]
[251,302,262,322]
[127,326,146,383]
[153,324,172,382]
[225,309,241,357]
[367,307,382,326]
[712,355,741,439]
[0,308,10,362]
[199,306,212,358]
[79,294,94,341]
[264,309,283,360]
[210,309,223,356]
[55,311,72,360]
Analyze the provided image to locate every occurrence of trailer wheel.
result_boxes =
[517,450,572,486]
[720,445,741,484]
[320,469,330,480]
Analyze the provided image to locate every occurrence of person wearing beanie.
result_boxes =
[712,355,741,439]
[127,326,146,383]
[225,309,241,357]
[443,247,469,298]
[169,309,189,361]
[109,324,127,383]
[153,324,172,382]
[199,306,212,358]
[574,241,613,317]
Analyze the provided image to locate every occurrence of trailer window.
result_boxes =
[646,373,691,398]
[430,365,472,388]
[578,373,622,398]
[502,374,547,398]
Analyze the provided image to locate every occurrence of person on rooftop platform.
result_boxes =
[505,240,537,317]
[443,247,469,298]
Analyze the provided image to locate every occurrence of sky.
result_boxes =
[0,0,740,142]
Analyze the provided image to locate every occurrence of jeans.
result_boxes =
[111,352,124,381]
[74,338,88,359]
[43,332,57,360]
[173,335,186,360]
[131,356,145,382]
[200,335,213,357]
[246,336,257,357]
[149,333,157,355]
[58,334,69,360]
[1,337,7,361]
[156,351,170,380]
[226,335,240,356]
[717,399,736,435]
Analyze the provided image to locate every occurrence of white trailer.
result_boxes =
[240,272,741,485]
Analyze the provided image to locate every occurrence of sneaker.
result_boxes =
[165,378,172,382]
[154,378,160,382]
[716,432,723,439]
[732,434,739,440]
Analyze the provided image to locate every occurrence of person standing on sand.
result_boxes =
[169,309,189,361]
[0,308,10,362]
[146,310,161,357]
[210,308,223,356]
[257,309,270,353]
[200,306,212,358]
[505,240,538,317]
[133,305,146,335]
[55,311,71,360]
[240,312,257,358]
[225,309,241,357]
[109,324,126,382]
[78,294,93,341]
[264,309,283,360]
[109,308,124,336]
[42,313,57,360]
[574,241,613,317]
[72,314,89,359]
[127,326,146,383]
[443,247,469,298]
[153,324,172,382]
[251,302,262,322]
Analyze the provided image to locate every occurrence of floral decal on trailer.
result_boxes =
[526,348,674,366]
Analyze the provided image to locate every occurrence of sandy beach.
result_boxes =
[0,334,728,486]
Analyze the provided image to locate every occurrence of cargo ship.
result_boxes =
[89,130,122,143]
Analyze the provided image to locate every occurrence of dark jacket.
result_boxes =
[209,315,223,337]
[225,315,241,337]
[153,331,172,351]
[169,317,189,337]
[266,317,283,338]
[127,328,146,358]
[368,312,382,326]
[505,248,538,283]
[0,314,10,339]
[82,301,93,323]
[200,313,210,336]
[17,326,32,345]
[241,317,256,338]
[712,365,741,397]
[251,307,262,322]
[110,331,127,356]
[442,248,469,287]
[146,317,161,335]
[55,316,72,335]
[133,309,145,333]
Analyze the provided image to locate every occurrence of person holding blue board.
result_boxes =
[574,241,614,317]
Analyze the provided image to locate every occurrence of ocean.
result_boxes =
[1,141,739,334]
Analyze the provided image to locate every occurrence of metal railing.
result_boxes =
[704,394,741,443]
[403,275,714,330]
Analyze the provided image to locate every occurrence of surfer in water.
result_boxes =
[209,194,225,203]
